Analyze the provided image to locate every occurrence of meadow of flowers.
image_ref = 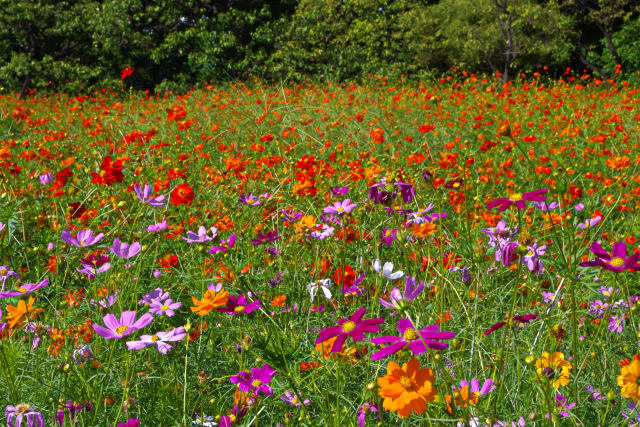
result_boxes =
[0,72,639,426]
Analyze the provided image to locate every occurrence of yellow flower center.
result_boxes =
[17,287,26,293]
[509,193,523,201]
[337,207,344,212]
[251,379,262,387]
[398,375,414,390]
[115,326,129,335]
[342,320,357,333]
[16,404,30,414]
[291,397,299,404]
[234,305,245,312]
[610,257,625,267]
[161,305,169,311]
[79,241,85,246]
[0,268,7,275]
[403,328,417,341]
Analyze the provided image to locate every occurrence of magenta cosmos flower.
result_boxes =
[484,313,538,335]
[109,238,141,259]
[230,363,277,396]
[580,240,640,273]
[218,294,262,315]
[378,276,424,312]
[92,311,153,339]
[370,318,455,360]
[323,199,357,215]
[208,233,236,254]
[485,189,548,212]
[0,278,49,300]
[61,229,104,247]
[126,326,187,354]
[315,307,384,353]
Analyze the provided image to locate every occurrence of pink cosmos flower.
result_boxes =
[485,189,548,212]
[61,229,104,247]
[230,364,277,396]
[580,240,640,272]
[92,311,153,339]
[126,326,186,354]
[314,307,384,353]
[370,318,455,360]
[0,278,49,300]
[323,199,357,215]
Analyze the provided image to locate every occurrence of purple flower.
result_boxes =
[545,394,576,419]
[280,391,311,406]
[92,311,154,339]
[331,186,350,196]
[239,192,269,206]
[134,184,166,207]
[580,240,640,272]
[126,326,187,354]
[577,216,602,229]
[72,345,93,364]
[183,226,217,243]
[380,228,398,246]
[378,276,424,312]
[251,229,280,246]
[310,224,335,240]
[484,313,538,335]
[24,322,50,349]
[218,294,262,315]
[61,229,104,247]
[0,308,7,332]
[357,402,380,427]
[146,220,168,232]
[90,290,118,309]
[323,199,357,215]
[481,220,517,247]
[533,201,559,211]
[55,401,88,426]
[149,298,182,317]
[77,255,111,279]
[522,243,547,274]
[315,307,384,353]
[39,173,53,185]
[230,364,277,396]
[368,181,416,205]
[281,207,303,222]
[0,266,20,290]
[0,278,49,300]
[5,404,45,427]
[116,418,140,427]
[370,318,455,360]
[622,401,640,424]
[485,188,548,212]
[138,288,168,306]
[609,314,624,333]
[110,238,141,259]
[588,300,609,318]
[584,384,605,401]
[208,233,236,254]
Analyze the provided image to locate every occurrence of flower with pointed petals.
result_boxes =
[370,318,455,360]
[280,391,311,406]
[251,229,280,246]
[331,186,349,196]
[133,184,166,207]
[0,278,49,300]
[323,199,357,215]
[444,378,495,413]
[379,276,424,312]
[77,255,111,279]
[61,229,104,247]
[238,192,269,206]
[149,298,182,317]
[90,290,118,309]
[580,240,640,272]
[307,279,332,301]
[126,326,187,354]
[110,238,141,259]
[92,311,153,339]
[138,288,168,306]
[380,228,398,246]
[577,216,602,229]
[191,288,229,316]
[230,364,277,396]
[485,188,548,212]
[377,357,436,418]
[481,220,517,247]
[146,220,168,232]
[372,259,404,280]
[217,294,262,315]
[315,307,384,353]
[183,226,217,243]
[484,313,538,335]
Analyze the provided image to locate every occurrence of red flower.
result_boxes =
[121,66,134,80]
[170,183,194,206]
[90,156,124,186]
[334,265,356,287]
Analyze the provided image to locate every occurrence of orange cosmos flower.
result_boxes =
[618,354,640,401]
[411,222,437,238]
[191,289,230,316]
[377,357,437,418]
[170,183,194,206]
[535,351,572,388]
[5,296,43,328]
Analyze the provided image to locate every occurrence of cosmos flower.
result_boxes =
[481,220,517,247]
[370,318,455,360]
[485,189,548,212]
[577,216,602,229]
[378,276,424,312]
[5,404,45,427]
[0,278,49,300]
[126,326,187,354]
[444,378,495,413]
[208,233,236,254]
[280,391,311,406]
[580,240,640,272]
[230,364,277,396]
[484,313,538,335]
[183,226,217,243]
[133,184,166,207]
[535,351,572,388]
[139,288,169,306]
[61,229,104,247]
[618,354,640,402]
[314,307,384,353]
[217,294,262,315]
[77,255,111,279]
[251,229,280,246]
[146,220,168,232]
[238,192,269,206]
[323,199,357,215]
[380,228,398,246]
[149,298,182,317]
[39,173,53,185]
[110,238,141,259]
[377,357,437,418]
[0,266,20,290]
[372,259,404,280]
[357,402,380,427]
[190,288,229,316]
[307,278,332,300]
[92,311,154,339]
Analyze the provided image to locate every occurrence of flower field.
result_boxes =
[1,74,640,426]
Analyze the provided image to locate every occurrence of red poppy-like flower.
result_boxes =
[90,156,124,186]
[170,183,194,206]
[121,66,134,80]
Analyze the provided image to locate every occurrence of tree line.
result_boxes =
[0,0,638,95]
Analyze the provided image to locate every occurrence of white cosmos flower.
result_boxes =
[372,259,404,280]
[307,278,332,300]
